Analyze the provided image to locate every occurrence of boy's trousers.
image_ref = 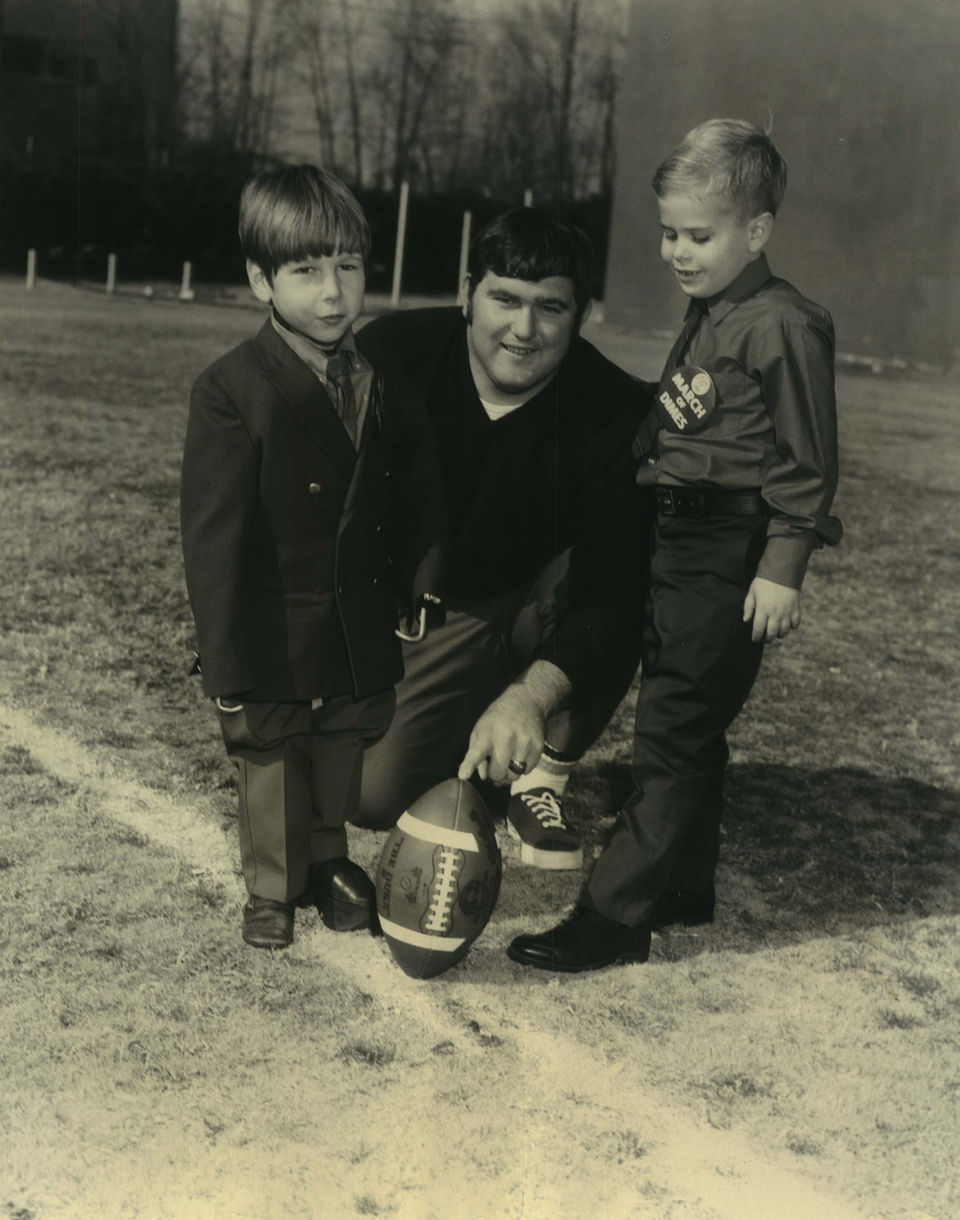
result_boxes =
[582,508,768,927]
[218,690,395,902]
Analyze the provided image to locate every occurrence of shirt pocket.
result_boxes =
[709,357,768,443]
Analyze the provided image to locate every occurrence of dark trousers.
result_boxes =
[583,511,767,926]
[355,551,642,829]
[219,690,395,902]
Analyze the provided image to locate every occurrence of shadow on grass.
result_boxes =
[492,760,960,963]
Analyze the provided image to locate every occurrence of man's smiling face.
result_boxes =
[463,271,578,404]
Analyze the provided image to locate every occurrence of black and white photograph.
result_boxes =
[1,0,957,1216]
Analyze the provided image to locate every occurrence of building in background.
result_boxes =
[604,0,960,364]
[0,0,178,170]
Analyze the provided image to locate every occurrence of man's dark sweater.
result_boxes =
[359,307,654,693]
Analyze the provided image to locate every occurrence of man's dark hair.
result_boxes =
[466,208,594,320]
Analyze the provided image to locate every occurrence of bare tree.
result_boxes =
[556,0,579,199]
[176,0,629,200]
[291,0,339,168]
[338,0,364,184]
[180,0,289,158]
[500,0,580,201]
[381,0,460,188]
[86,0,179,164]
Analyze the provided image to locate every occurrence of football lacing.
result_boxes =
[422,845,463,934]
[520,790,567,830]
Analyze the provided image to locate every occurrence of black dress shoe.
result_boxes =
[242,896,295,949]
[507,906,651,973]
[646,887,716,932]
[303,857,379,933]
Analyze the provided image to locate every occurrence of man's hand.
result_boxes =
[457,661,572,785]
[743,576,801,643]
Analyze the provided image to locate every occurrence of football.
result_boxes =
[376,778,502,979]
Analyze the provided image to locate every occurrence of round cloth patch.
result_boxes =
[656,365,718,434]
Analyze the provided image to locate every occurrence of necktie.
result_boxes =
[664,299,707,374]
[325,351,358,448]
[633,301,707,461]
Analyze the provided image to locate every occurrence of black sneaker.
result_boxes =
[506,788,583,870]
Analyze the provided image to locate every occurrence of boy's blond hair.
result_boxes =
[239,164,371,279]
[653,119,787,218]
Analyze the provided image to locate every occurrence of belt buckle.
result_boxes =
[658,486,705,516]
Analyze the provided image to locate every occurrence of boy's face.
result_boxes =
[248,251,365,349]
[657,193,771,300]
[460,270,581,403]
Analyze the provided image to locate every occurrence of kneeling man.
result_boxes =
[356,208,654,867]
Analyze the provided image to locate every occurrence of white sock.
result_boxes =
[510,751,574,798]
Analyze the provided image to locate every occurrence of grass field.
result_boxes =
[1,278,958,1219]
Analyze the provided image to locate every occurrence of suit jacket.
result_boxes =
[180,319,443,702]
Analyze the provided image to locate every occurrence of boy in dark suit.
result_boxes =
[181,165,442,949]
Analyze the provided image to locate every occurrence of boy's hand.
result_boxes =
[743,577,801,643]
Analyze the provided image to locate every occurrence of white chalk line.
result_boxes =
[0,702,869,1220]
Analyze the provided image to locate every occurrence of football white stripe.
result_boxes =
[380,915,466,952]
[396,810,479,853]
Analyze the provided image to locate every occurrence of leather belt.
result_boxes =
[655,486,765,517]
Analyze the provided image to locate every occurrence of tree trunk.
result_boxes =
[557,0,579,200]
[338,0,364,184]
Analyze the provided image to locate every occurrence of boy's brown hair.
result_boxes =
[239,164,371,279]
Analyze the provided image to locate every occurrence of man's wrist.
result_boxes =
[510,660,572,719]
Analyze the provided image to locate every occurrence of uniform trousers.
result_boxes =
[355,551,641,829]
[582,509,768,926]
[219,689,395,902]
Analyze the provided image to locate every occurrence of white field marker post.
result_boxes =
[26,249,36,290]
[458,210,471,292]
[179,260,194,301]
[523,188,533,207]
[106,253,117,294]
[390,180,410,309]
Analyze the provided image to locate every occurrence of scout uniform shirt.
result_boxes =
[649,253,842,589]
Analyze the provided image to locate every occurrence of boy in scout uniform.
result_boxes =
[508,118,842,972]
[181,165,442,950]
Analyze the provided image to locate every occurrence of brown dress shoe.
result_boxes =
[242,896,295,949]
[303,857,379,933]
[507,906,651,973]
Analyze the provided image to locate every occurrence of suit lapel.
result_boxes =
[251,320,357,479]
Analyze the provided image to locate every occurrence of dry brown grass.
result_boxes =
[0,278,958,1219]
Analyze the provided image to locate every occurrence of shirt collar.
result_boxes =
[270,309,359,378]
[699,253,773,325]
